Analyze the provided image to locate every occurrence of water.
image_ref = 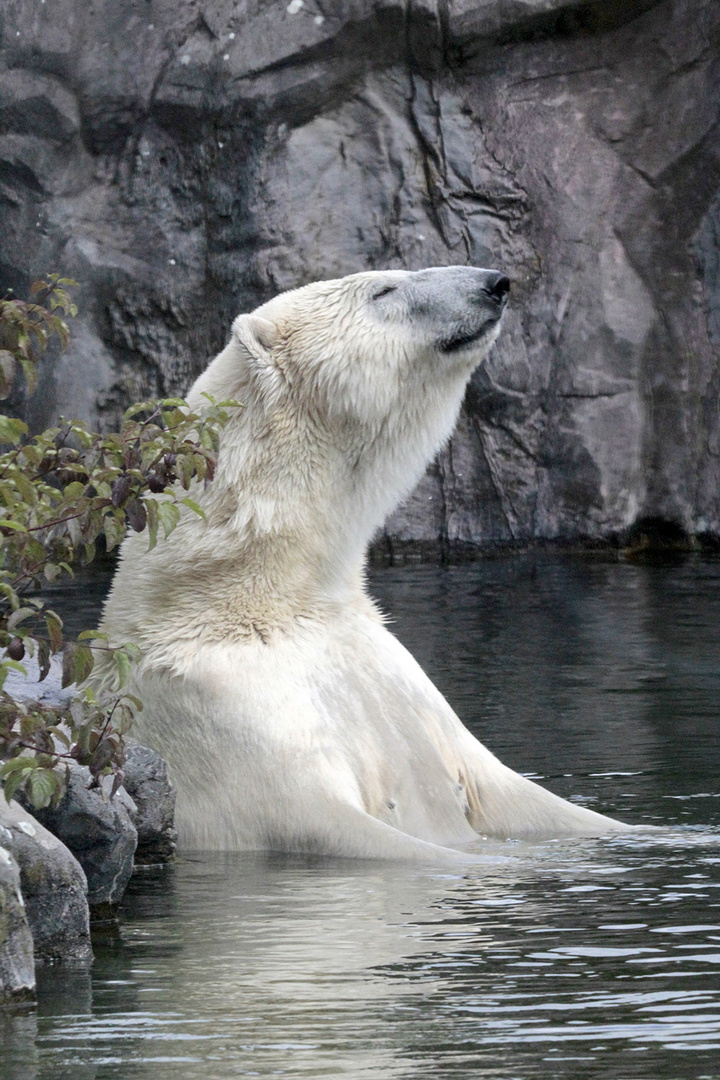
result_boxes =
[2,553,720,1080]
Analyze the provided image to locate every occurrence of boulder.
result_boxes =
[22,765,137,911]
[0,846,34,1005]
[0,796,91,962]
[123,742,177,865]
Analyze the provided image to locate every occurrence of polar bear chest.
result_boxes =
[131,612,481,850]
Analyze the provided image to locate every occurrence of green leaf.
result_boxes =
[180,497,206,520]
[89,738,114,773]
[7,607,36,631]
[0,756,36,775]
[0,583,19,608]
[124,400,160,420]
[12,469,38,504]
[18,356,38,396]
[0,350,16,399]
[145,498,159,550]
[83,508,106,544]
[0,519,27,532]
[157,500,180,539]
[27,768,58,810]
[61,642,94,688]
[0,659,28,681]
[161,407,185,429]
[103,510,127,552]
[48,725,71,750]
[114,649,132,688]
[176,452,195,489]
[16,330,30,359]
[3,766,33,804]
[0,415,28,444]
[45,611,63,654]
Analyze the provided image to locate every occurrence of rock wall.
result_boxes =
[1,0,718,553]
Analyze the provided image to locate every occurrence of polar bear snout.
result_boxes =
[429,266,510,355]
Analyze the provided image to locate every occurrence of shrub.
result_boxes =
[0,277,238,809]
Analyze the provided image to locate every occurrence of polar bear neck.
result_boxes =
[199,361,469,607]
[101,361,470,657]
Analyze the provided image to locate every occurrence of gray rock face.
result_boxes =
[22,765,137,909]
[0,795,91,962]
[123,742,177,864]
[1,0,718,551]
[0,845,34,1005]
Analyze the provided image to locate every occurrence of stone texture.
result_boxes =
[1,653,73,709]
[0,795,91,962]
[123,741,177,864]
[1,0,718,552]
[0,845,34,1005]
[21,764,137,909]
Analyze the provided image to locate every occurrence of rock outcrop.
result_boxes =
[1,0,718,552]
[23,765,138,910]
[123,742,177,865]
[0,795,91,962]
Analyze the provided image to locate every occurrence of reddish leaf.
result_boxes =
[111,474,131,507]
[125,498,147,532]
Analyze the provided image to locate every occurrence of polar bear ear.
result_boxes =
[231,313,281,364]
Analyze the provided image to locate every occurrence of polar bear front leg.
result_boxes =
[454,729,632,841]
[259,795,489,863]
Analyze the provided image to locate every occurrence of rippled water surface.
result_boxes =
[2,553,720,1080]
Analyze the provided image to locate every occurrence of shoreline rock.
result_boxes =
[0,797,91,964]
[21,765,138,912]
[1,735,177,975]
[123,743,177,866]
[0,846,35,1006]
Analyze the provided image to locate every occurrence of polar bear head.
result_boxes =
[193,266,508,424]
[187,266,508,581]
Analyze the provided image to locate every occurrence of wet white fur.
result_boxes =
[99,268,629,860]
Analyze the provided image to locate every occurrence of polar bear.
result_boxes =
[99,266,629,859]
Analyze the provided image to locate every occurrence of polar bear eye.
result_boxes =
[371,285,397,300]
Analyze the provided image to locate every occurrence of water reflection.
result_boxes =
[11,836,720,1080]
[0,554,718,1079]
[373,555,720,825]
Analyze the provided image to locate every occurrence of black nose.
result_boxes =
[483,273,510,304]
